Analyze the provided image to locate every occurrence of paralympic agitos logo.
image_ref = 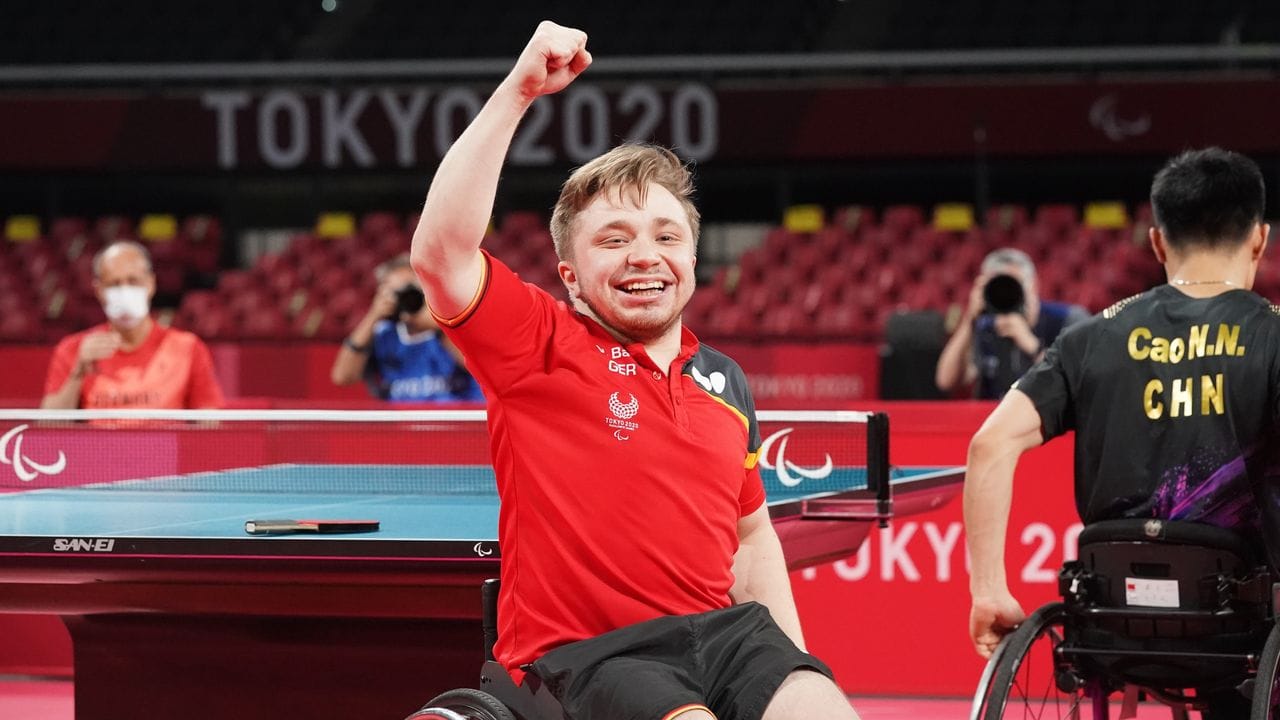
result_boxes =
[758,428,833,488]
[0,424,68,482]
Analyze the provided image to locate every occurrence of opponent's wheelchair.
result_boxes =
[972,519,1280,720]
[405,579,567,720]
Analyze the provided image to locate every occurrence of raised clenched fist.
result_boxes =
[504,21,592,102]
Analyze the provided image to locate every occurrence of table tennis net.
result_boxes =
[0,410,884,498]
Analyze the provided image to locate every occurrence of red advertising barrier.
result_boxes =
[0,341,879,409]
[792,401,1077,696]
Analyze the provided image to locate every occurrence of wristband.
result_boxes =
[343,337,371,353]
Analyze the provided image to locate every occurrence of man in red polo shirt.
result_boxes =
[42,241,224,410]
[411,21,857,720]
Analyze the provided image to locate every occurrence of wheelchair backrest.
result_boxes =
[1072,518,1258,612]
[1058,519,1272,689]
[1064,518,1269,640]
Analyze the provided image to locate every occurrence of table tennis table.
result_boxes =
[0,412,962,720]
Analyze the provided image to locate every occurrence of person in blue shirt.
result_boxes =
[935,248,1090,399]
[331,254,483,403]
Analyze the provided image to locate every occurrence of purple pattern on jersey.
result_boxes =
[1151,453,1254,528]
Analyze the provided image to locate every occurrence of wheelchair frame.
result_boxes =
[972,518,1280,720]
[407,579,567,720]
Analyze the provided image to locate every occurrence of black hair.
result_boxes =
[1150,147,1265,251]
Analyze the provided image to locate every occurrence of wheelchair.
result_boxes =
[972,518,1280,720]
[405,579,567,720]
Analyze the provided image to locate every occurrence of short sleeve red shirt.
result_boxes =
[436,253,766,677]
[44,323,225,409]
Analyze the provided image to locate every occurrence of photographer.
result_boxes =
[935,248,1088,399]
[330,254,483,403]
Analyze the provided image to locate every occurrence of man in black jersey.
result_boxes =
[964,148,1276,677]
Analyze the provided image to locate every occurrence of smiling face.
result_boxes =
[558,183,697,344]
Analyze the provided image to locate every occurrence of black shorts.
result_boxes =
[528,602,834,720]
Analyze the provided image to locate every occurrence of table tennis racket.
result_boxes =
[244,519,380,535]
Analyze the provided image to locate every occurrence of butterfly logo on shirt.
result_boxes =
[690,366,726,394]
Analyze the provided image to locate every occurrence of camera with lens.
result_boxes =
[392,284,426,317]
[982,274,1025,315]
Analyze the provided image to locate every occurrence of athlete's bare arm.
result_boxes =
[964,389,1044,657]
[410,21,591,319]
[732,503,806,650]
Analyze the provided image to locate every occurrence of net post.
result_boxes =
[867,412,891,527]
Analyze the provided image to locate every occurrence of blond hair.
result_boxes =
[549,144,700,260]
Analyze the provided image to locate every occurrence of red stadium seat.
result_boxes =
[0,313,40,342]
[762,228,799,262]
[0,268,25,297]
[0,290,34,317]
[346,251,384,284]
[831,205,876,234]
[881,205,924,238]
[360,211,402,239]
[146,237,190,267]
[835,241,880,274]
[71,296,107,329]
[920,262,967,300]
[217,270,257,295]
[813,302,861,338]
[736,284,778,315]
[277,288,312,320]
[326,287,365,319]
[49,217,89,243]
[814,226,852,259]
[1133,203,1154,227]
[291,307,348,341]
[788,243,826,272]
[225,287,276,319]
[186,306,233,341]
[181,215,223,246]
[759,305,807,337]
[806,270,850,313]
[267,267,303,297]
[308,265,355,298]
[680,290,714,329]
[861,225,900,255]
[93,216,135,244]
[482,230,517,258]
[22,249,65,281]
[1033,203,1079,234]
[281,233,325,264]
[524,230,557,256]
[735,250,772,286]
[501,211,544,238]
[239,309,289,340]
[154,264,186,296]
[1069,283,1112,314]
[984,204,1028,233]
[702,304,749,337]
[373,230,410,259]
[899,283,947,311]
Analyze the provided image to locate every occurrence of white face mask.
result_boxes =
[102,285,150,328]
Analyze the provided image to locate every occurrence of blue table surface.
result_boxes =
[0,464,956,542]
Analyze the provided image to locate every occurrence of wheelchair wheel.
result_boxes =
[1252,622,1280,719]
[972,603,1107,720]
[407,688,517,720]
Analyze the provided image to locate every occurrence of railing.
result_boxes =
[3,44,1278,85]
